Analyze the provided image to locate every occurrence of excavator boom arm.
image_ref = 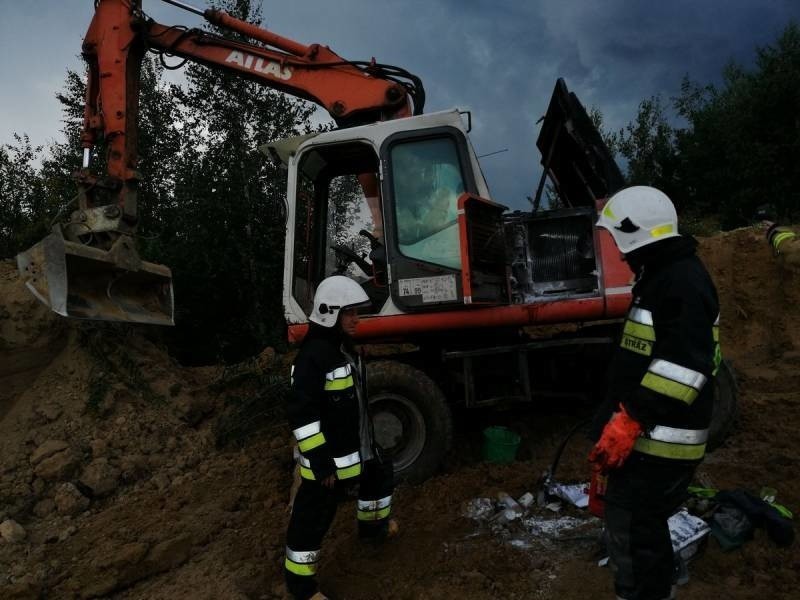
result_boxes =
[82,0,421,186]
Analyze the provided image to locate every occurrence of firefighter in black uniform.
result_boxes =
[284,275,396,600]
[591,186,721,600]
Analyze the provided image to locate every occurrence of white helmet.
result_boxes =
[309,275,370,328]
[597,186,680,253]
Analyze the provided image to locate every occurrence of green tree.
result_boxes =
[156,0,317,362]
[0,136,48,257]
[675,22,800,228]
[588,106,620,159]
[615,96,682,209]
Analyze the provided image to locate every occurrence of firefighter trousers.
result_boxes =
[284,457,394,600]
[604,456,696,600]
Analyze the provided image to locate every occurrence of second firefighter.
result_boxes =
[284,275,396,600]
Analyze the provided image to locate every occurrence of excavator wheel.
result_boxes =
[707,359,738,452]
[367,361,452,484]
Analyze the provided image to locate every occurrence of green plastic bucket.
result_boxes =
[482,426,521,464]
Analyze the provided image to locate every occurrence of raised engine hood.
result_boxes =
[536,78,625,208]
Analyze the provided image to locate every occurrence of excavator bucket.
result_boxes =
[16,232,174,325]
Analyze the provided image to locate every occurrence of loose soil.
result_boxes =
[1,227,799,599]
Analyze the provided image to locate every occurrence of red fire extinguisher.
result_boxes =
[588,468,607,518]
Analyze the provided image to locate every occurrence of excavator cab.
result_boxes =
[270,109,509,328]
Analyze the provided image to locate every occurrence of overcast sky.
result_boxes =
[1,1,798,210]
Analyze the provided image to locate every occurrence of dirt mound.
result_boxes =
[2,228,799,600]
[0,259,290,598]
[699,227,800,382]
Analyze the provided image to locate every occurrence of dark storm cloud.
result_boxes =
[412,0,800,206]
[2,1,799,209]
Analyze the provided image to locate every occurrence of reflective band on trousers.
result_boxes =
[358,495,392,512]
[285,547,320,576]
[636,426,709,460]
[358,495,392,521]
[358,506,391,521]
[297,452,362,480]
[641,359,707,404]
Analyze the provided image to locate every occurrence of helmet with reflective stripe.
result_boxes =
[309,275,370,328]
[597,186,680,253]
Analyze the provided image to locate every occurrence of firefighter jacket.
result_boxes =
[288,325,370,482]
[602,236,721,463]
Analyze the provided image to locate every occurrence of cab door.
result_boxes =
[381,127,506,311]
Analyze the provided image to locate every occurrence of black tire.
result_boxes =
[367,360,453,484]
[707,360,738,451]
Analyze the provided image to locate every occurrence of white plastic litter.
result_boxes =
[548,482,589,508]
[598,509,710,567]
[670,509,711,560]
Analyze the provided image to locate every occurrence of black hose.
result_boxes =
[544,417,591,488]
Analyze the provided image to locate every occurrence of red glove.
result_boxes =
[588,405,643,470]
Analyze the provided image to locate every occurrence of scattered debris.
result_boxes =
[461,498,494,521]
[464,488,601,550]
[522,515,588,539]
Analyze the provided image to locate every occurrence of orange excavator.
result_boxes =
[17,0,737,482]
